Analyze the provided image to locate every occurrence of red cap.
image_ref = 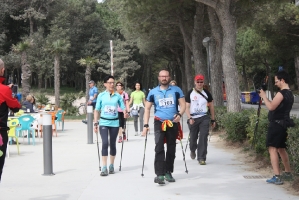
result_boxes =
[194,74,204,81]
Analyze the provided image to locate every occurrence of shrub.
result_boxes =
[35,93,50,107]
[222,108,255,143]
[60,92,84,116]
[214,106,227,131]
[286,117,299,175]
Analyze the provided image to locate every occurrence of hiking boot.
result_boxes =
[199,160,206,165]
[82,120,87,124]
[165,171,175,182]
[190,151,196,160]
[266,175,283,185]
[100,166,108,176]
[154,175,165,185]
[118,136,123,143]
[281,172,293,181]
[122,132,126,140]
[109,164,115,174]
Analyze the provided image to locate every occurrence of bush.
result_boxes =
[246,108,269,156]
[60,92,84,116]
[222,108,255,143]
[214,106,227,131]
[35,93,50,107]
[287,117,299,175]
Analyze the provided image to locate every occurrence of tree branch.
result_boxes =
[194,0,217,9]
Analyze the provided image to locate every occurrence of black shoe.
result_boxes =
[190,151,196,160]
[82,120,87,124]
[154,176,165,185]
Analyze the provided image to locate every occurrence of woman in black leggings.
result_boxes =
[93,75,129,176]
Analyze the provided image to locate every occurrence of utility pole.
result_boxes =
[110,40,114,76]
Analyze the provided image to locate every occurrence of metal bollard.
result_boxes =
[87,106,93,144]
[42,113,55,176]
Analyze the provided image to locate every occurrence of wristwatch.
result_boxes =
[94,122,99,126]
[144,124,149,128]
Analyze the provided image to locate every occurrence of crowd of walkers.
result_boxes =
[0,57,294,186]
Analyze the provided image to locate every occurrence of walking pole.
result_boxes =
[126,119,129,141]
[178,135,188,174]
[184,134,190,154]
[119,120,126,171]
[95,129,101,171]
[141,129,149,177]
[209,127,213,142]
[251,96,262,149]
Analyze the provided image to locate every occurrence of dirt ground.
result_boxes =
[211,131,299,196]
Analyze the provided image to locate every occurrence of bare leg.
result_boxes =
[110,155,116,165]
[278,148,291,172]
[269,147,280,175]
[102,156,108,167]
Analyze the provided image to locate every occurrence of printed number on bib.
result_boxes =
[158,97,174,107]
[104,105,117,116]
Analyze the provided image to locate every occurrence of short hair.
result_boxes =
[116,81,124,87]
[276,70,290,84]
[26,94,33,102]
[159,69,170,75]
[103,75,114,83]
[170,80,177,85]
[133,82,143,91]
[0,59,4,70]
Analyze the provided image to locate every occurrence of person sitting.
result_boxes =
[22,95,35,113]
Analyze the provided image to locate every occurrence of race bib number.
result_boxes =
[103,105,117,116]
[158,97,174,108]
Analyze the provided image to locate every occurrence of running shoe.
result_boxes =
[154,175,165,185]
[266,175,283,185]
[165,171,175,182]
[109,164,115,174]
[100,166,108,176]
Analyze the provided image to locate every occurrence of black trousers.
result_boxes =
[154,120,177,176]
[0,130,8,182]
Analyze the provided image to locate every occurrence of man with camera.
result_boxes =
[258,70,293,185]
[0,59,21,182]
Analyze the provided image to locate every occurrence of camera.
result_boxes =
[256,82,267,93]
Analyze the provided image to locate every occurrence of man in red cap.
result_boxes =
[185,74,216,165]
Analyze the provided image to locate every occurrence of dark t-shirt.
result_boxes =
[268,89,294,121]
[22,101,34,113]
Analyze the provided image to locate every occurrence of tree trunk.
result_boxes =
[54,54,60,107]
[207,6,224,106]
[295,53,299,90]
[195,0,241,112]
[242,65,249,91]
[216,0,241,112]
[38,68,43,90]
[21,51,31,101]
[192,2,207,76]
[184,43,193,91]
[85,65,91,104]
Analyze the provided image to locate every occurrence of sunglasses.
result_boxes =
[196,81,204,83]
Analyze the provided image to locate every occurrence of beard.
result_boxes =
[160,79,170,86]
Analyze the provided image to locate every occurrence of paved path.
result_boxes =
[0,108,298,200]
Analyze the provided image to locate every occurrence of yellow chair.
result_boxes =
[8,118,20,155]
[15,110,24,117]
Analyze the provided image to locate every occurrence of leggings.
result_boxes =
[99,126,119,156]
[0,131,8,182]
[133,107,144,132]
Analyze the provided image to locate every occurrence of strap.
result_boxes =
[100,117,118,120]
[193,88,208,101]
